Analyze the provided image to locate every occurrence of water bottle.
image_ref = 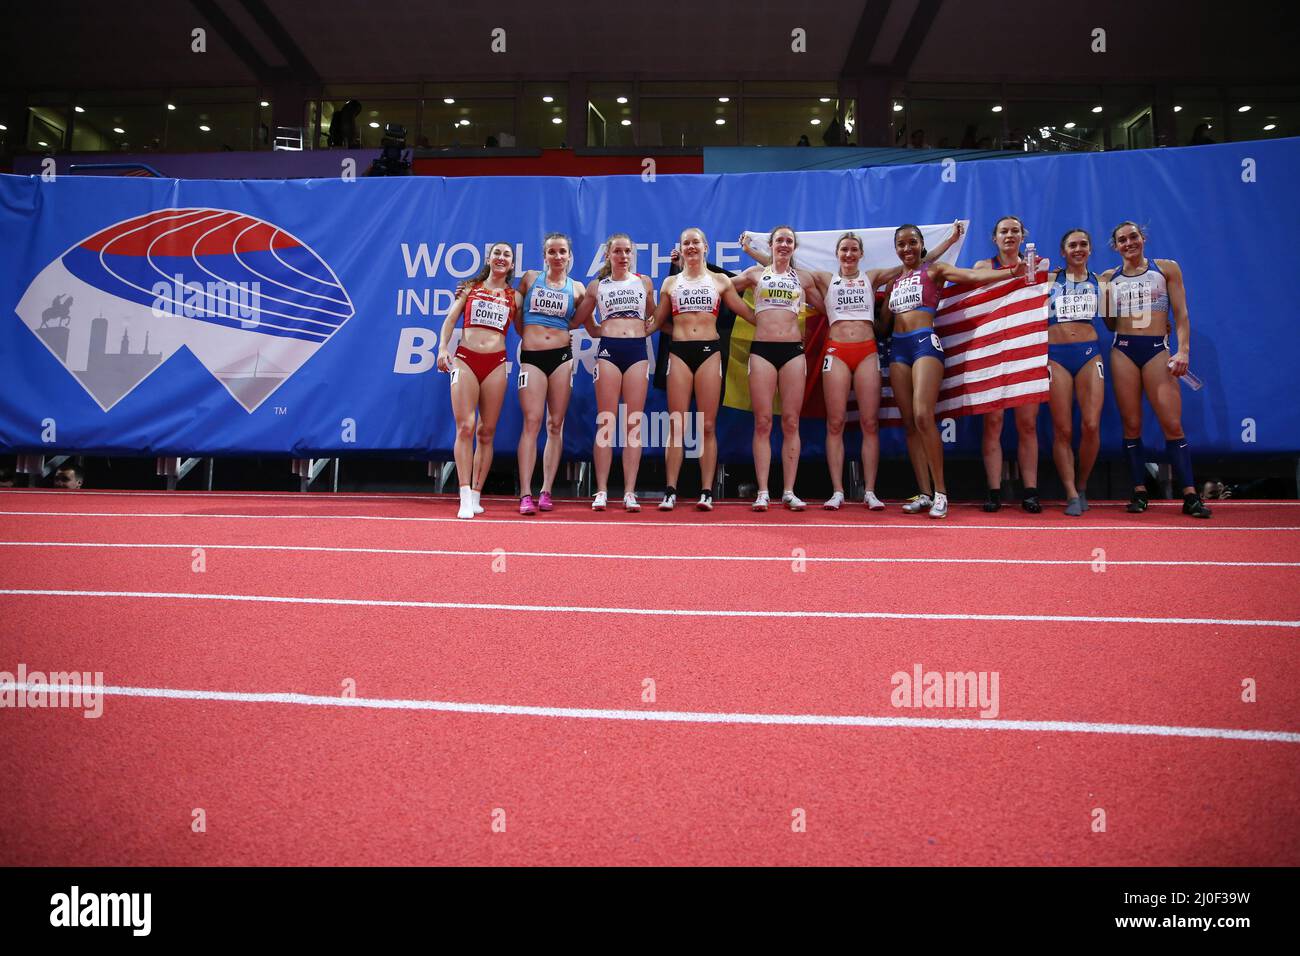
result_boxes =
[1024,242,1037,285]
[1168,359,1204,390]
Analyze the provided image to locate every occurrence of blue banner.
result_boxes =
[2,138,1297,460]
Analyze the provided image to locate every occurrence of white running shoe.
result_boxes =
[623,493,641,513]
[592,491,608,511]
[658,493,676,511]
[471,489,484,515]
[928,492,949,519]
[457,486,475,519]
[696,492,714,512]
[902,493,933,514]
[823,491,845,510]
[752,490,770,512]
[782,490,806,511]
[864,490,885,511]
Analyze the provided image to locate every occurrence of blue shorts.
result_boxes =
[1048,340,1104,378]
[1112,333,1168,369]
[889,327,945,367]
[595,336,649,374]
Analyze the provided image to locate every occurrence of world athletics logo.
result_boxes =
[15,208,354,412]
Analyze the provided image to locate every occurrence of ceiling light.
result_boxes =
[369,122,379,128]
[113,127,125,134]
[1264,123,1277,131]
[167,104,176,111]
[810,118,821,125]
[199,125,210,131]
[1173,105,1183,112]
[616,96,628,104]
[819,97,831,103]
[991,105,1003,113]
[715,118,725,125]
[551,117,563,124]
[37,140,48,146]
[542,95,554,103]
[443,98,455,105]
[74,106,85,113]
[1064,122,1076,129]
[621,119,631,126]
[892,102,903,112]
[260,101,269,107]
[718,97,730,103]
[1091,106,1103,113]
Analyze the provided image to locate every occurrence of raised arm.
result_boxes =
[730,263,760,293]
[1162,259,1190,375]
[932,259,1024,286]
[739,233,770,267]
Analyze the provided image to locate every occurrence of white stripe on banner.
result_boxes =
[941,354,1047,389]
[6,682,1297,743]
[937,378,1047,413]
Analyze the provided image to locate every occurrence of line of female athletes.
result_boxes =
[435,217,1211,521]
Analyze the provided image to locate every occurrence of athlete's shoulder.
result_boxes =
[1154,257,1181,276]
[972,257,992,270]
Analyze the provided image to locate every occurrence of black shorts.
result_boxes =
[669,338,722,374]
[519,346,573,379]
[749,340,805,371]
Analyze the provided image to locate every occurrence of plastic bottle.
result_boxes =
[1024,242,1038,285]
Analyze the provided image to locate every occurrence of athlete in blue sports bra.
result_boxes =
[1100,220,1211,518]
[1045,229,1105,517]
[514,232,587,515]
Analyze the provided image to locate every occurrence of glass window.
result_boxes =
[424,82,516,98]
[355,101,419,148]
[905,82,1001,100]
[641,81,739,96]
[72,104,168,152]
[521,83,567,148]
[1237,103,1297,141]
[742,98,845,146]
[638,97,736,147]
[27,107,67,150]
[903,99,1002,149]
[1006,101,1103,152]
[323,84,418,99]
[1172,90,1224,147]
[587,95,635,147]
[742,81,836,97]
[165,102,258,151]
[420,98,515,148]
[1003,84,1101,100]
[1104,87,1154,150]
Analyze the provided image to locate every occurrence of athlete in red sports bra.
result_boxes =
[437,241,522,519]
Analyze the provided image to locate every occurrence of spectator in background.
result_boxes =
[796,135,811,147]
[909,129,929,149]
[1190,123,1216,146]
[328,100,362,148]
[52,462,83,489]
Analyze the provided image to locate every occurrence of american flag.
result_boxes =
[879,263,1051,421]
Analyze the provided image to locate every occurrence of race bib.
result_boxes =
[1056,290,1097,322]
[468,298,510,331]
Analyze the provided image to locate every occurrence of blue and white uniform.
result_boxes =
[1047,271,1103,377]
[1111,260,1171,368]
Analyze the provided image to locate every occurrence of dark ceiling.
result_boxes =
[6,0,1299,91]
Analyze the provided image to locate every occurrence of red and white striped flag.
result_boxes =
[881,264,1050,421]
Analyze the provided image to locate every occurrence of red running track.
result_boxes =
[1,489,1298,866]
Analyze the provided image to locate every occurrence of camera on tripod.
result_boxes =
[368,123,412,177]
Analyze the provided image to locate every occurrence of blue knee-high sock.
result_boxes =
[1123,437,1147,490]
[1167,438,1194,493]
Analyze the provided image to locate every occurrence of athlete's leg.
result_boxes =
[472,363,509,491]
[592,360,623,496]
[621,361,651,495]
[539,361,574,496]
[822,356,851,495]
[748,354,778,495]
[694,353,724,492]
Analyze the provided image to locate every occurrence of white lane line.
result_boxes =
[3,588,1297,628]
[2,541,1298,569]
[5,682,1296,744]
[3,489,1296,507]
[1,511,1295,532]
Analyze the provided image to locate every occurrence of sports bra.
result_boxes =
[523,274,577,331]
[1048,271,1100,325]
[754,267,804,315]
[887,266,940,315]
[825,273,874,325]
[595,274,647,322]
[1111,260,1170,318]
[462,284,515,333]
[669,272,720,316]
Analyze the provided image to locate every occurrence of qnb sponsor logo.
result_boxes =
[595,404,704,459]
[0,663,104,718]
[890,663,1000,719]
[50,886,151,936]
[16,208,353,412]
[150,273,263,324]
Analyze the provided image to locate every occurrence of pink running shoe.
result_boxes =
[519,495,537,515]
[538,491,554,512]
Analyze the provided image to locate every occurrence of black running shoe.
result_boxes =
[982,489,1002,513]
[1021,488,1042,514]
[1183,493,1212,519]
[1126,492,1149,513]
